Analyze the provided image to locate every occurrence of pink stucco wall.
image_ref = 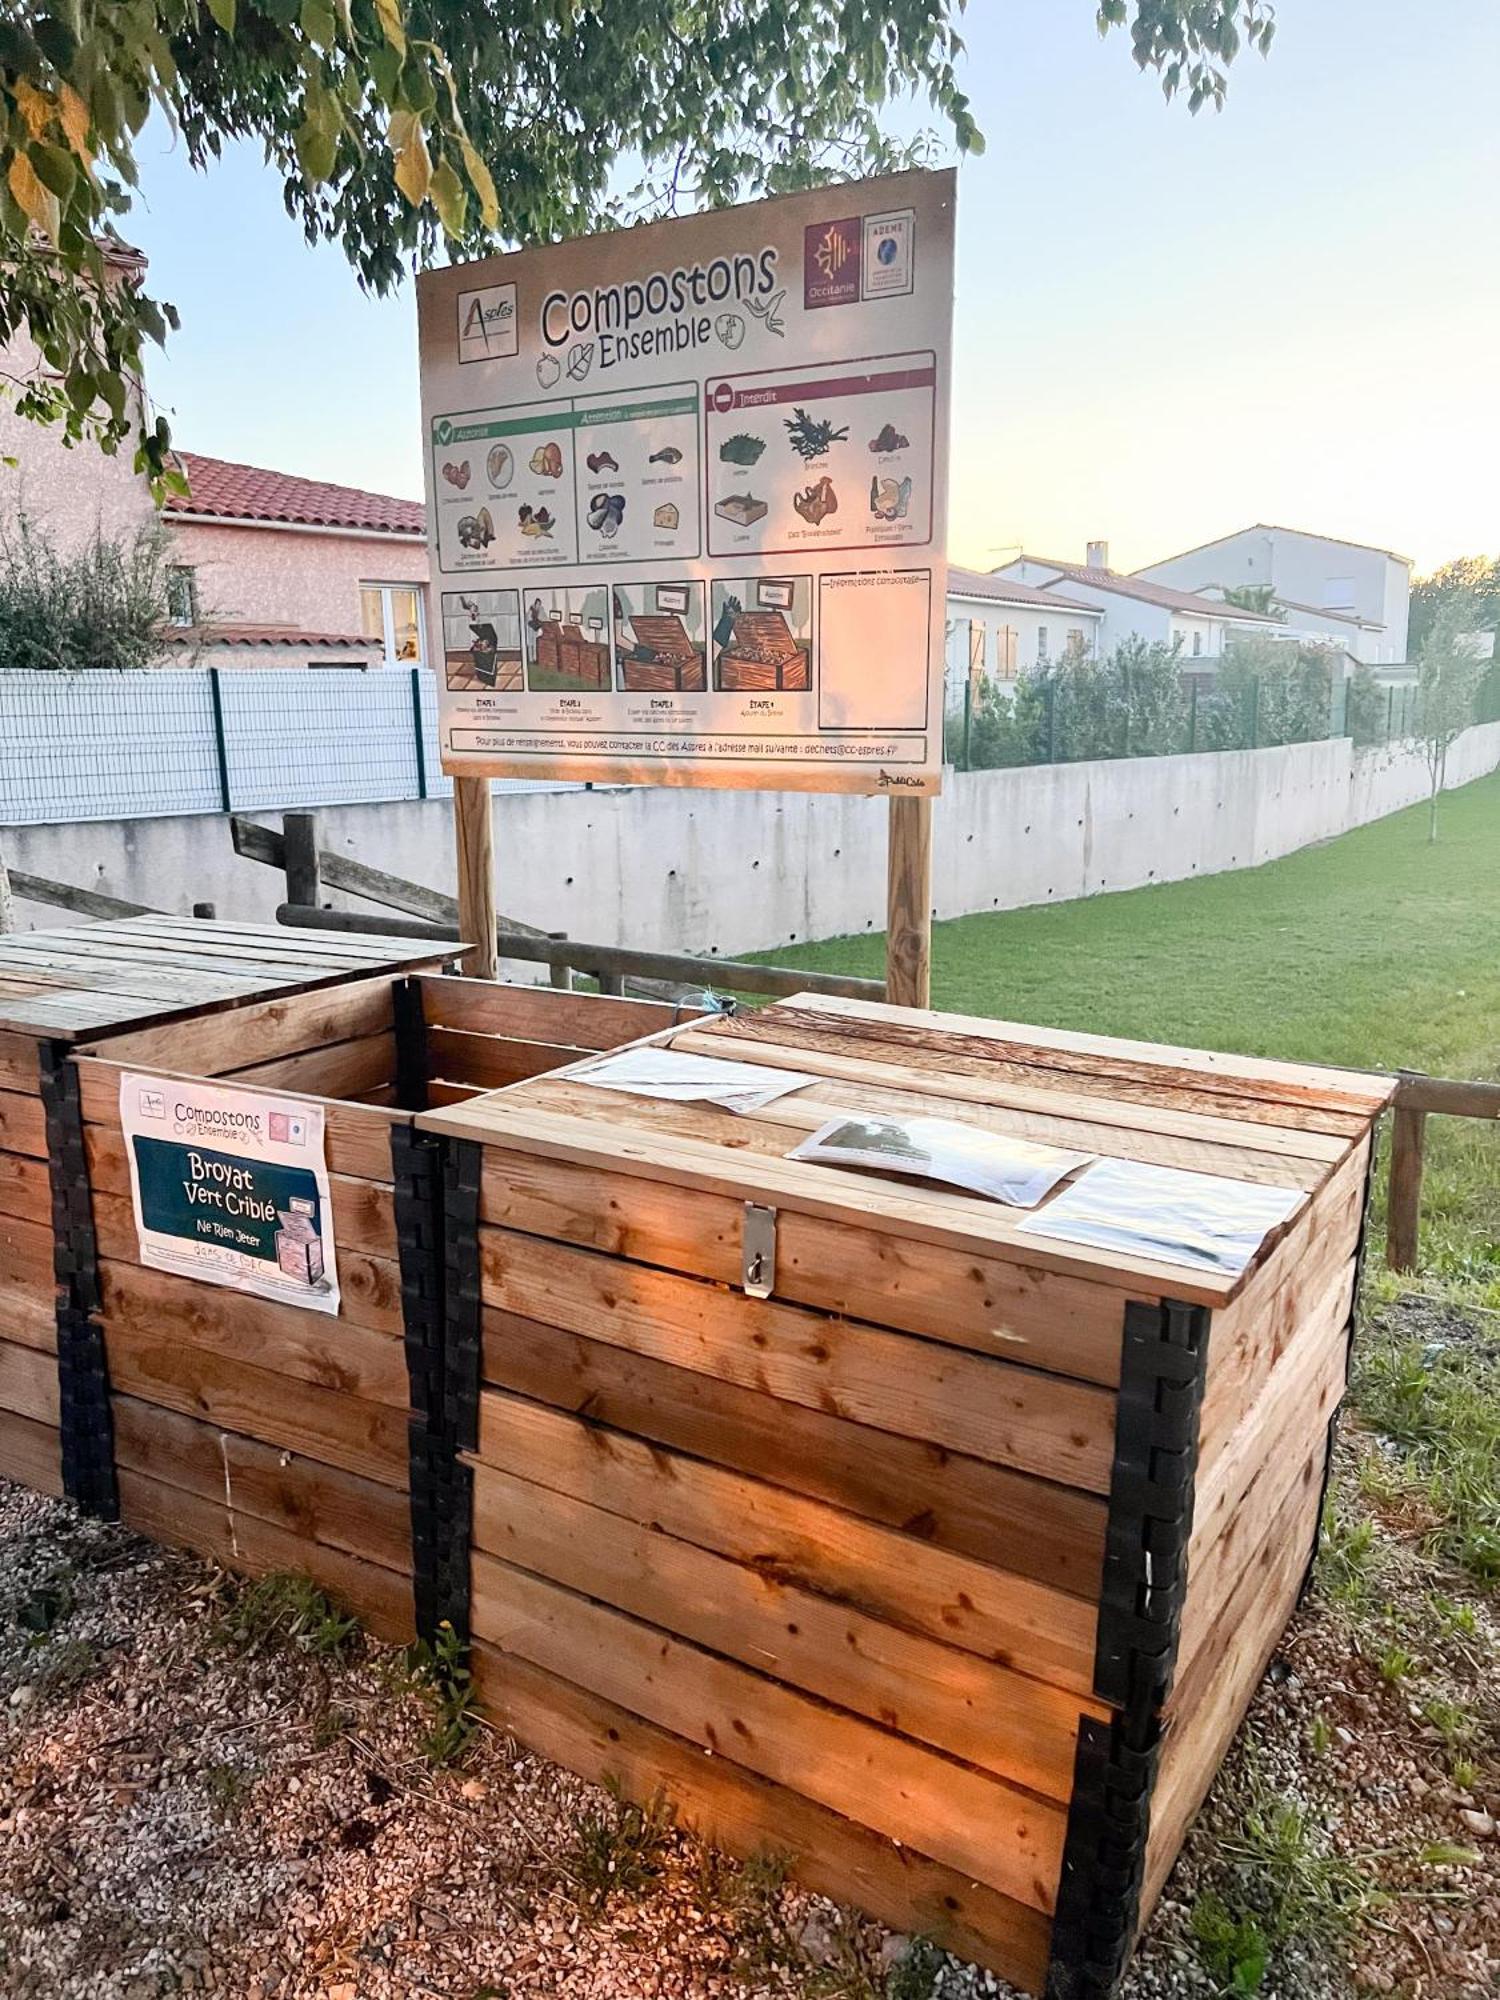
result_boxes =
[0,332,157,553]
[167,518,429,638]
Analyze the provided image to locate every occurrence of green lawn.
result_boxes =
[761,771,1500,1298]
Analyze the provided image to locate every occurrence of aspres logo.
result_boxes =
[457,282,519,363]
[803,217,861,310]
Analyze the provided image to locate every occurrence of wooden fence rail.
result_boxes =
[1385,1069,1500,1272]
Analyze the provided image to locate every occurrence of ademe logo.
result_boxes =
[457,282,519,363]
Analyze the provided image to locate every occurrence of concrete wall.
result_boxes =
[9,721,1500,950]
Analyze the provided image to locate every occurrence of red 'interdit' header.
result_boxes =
[708,363,935,415]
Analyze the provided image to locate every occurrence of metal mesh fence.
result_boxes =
[0,666,474,824]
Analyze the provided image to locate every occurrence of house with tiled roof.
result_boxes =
[163,452,430,669]
[946,565,1103,699]
[995,544,1281,663]
[1133,525,1410,664]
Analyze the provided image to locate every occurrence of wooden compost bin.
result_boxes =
[418,994,1391,1998]
[0,915,685,1644]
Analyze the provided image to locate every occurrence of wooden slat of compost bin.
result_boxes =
[786,995,1394,1118]
[471,1645,1053,1990]
[426,1028,596,1092]
[0,1338,60,1426]
[0,1153,52,1227]
[706,1006,1376,1139]
[482,1310,1108,1596]
[471,1459,1102,1798]
[1143,1445,1328,1916]
[96,1259,408,1401]
[0,1088,47,1158]
[470,1390,1097,1694]
[118,1467,413,1643]
[113,1396,411,1575]
[85,972,398,1073]
[472,1552,1068,1914]
[480,1227,1116,1492]
[668,1029,1338,1185]
[418,975,691,1049]
[0,918,451,1042]
[0,1211,57,1346]
[0,1408,63,1496]
[523,1068,1330,1202]
[431,1097,1247,1316]
[464,1141,1134,1388]
[106,1325,409,1488]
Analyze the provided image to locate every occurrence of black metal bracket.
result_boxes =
[1046,1297,1209,2000]
[392,977,430,1114]
[392,1124,482,1643]
[38,1042,117,1520]
[1298,1128,1382,1607]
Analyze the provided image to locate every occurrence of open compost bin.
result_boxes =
[415,993,1393,1997]
[0,915,689,1641]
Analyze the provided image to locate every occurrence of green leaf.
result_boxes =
[294,116,338,184]
[29,143,77,205]
[429,153,466,236]
[371,0,406,60]
[458,134,498,231]
[205,0,236,35]
[300,0,338,50]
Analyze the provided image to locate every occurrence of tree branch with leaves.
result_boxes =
[0,1,1275,489]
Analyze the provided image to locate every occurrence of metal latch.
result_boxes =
[742,1202,777,1298]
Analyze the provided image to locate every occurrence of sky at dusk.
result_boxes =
[128,0,1499,577]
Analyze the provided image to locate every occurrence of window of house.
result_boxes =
[996,625,1019,677]
[360,583,425,665]
[1037,625,1049,662]
[1066,627,1086,657]
[968,620,986,678]
[1193,630,1203,656]
[166,566,199,627]
[1321,576,1355,610]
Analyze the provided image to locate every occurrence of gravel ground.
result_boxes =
[1,1364,1496,1999]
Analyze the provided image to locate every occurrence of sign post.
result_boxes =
[417,168,953,995]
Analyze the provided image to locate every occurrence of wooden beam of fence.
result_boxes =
[1385,1069,1500,1274]
[230,814,549,938]
[275,901,886,1002]
[9,871,158,920]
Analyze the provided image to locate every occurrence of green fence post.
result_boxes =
[207,667,232,811]
[963,676,973,771]
[1046,682,1059,764]
[411,666,429,799]
[1188,680,1199,755]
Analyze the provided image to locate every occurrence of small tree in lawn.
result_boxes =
[1416,594,1485,842]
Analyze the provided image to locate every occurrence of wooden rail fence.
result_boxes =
[1385,1069,1500,1273]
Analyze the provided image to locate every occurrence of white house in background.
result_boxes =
[995,543,1280,660]
[946,566,1103,689]
[1133,525,1411,664]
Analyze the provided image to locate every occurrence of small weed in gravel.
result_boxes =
[392,1618,479,1766]
[566,1781,675,1913]
[213,1568,362,1661]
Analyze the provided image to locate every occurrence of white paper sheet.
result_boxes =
[571,1047,816,1113]
[1016,1159,1305,1275]
[789,1113,1092,1208]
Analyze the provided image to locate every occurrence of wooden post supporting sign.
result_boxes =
[453,775,498,980]
[885,794,933,1009]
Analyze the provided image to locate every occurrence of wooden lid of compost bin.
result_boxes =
[418,992,1394,1313]
[0,916,454,1041]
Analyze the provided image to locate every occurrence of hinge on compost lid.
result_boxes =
[742,1202,777,1299]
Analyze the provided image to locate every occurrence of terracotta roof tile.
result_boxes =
[165,624,375,649]
[1021,561,1279,623]
[167,452,425,535]
[948,565,1101,614]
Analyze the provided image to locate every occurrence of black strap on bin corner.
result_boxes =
[392,977,430,1114]
[1046,1297,1209,2000]
[1298,1126,1382,1607]
[391,1124,482,1643]
[38,1042,118,1520]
